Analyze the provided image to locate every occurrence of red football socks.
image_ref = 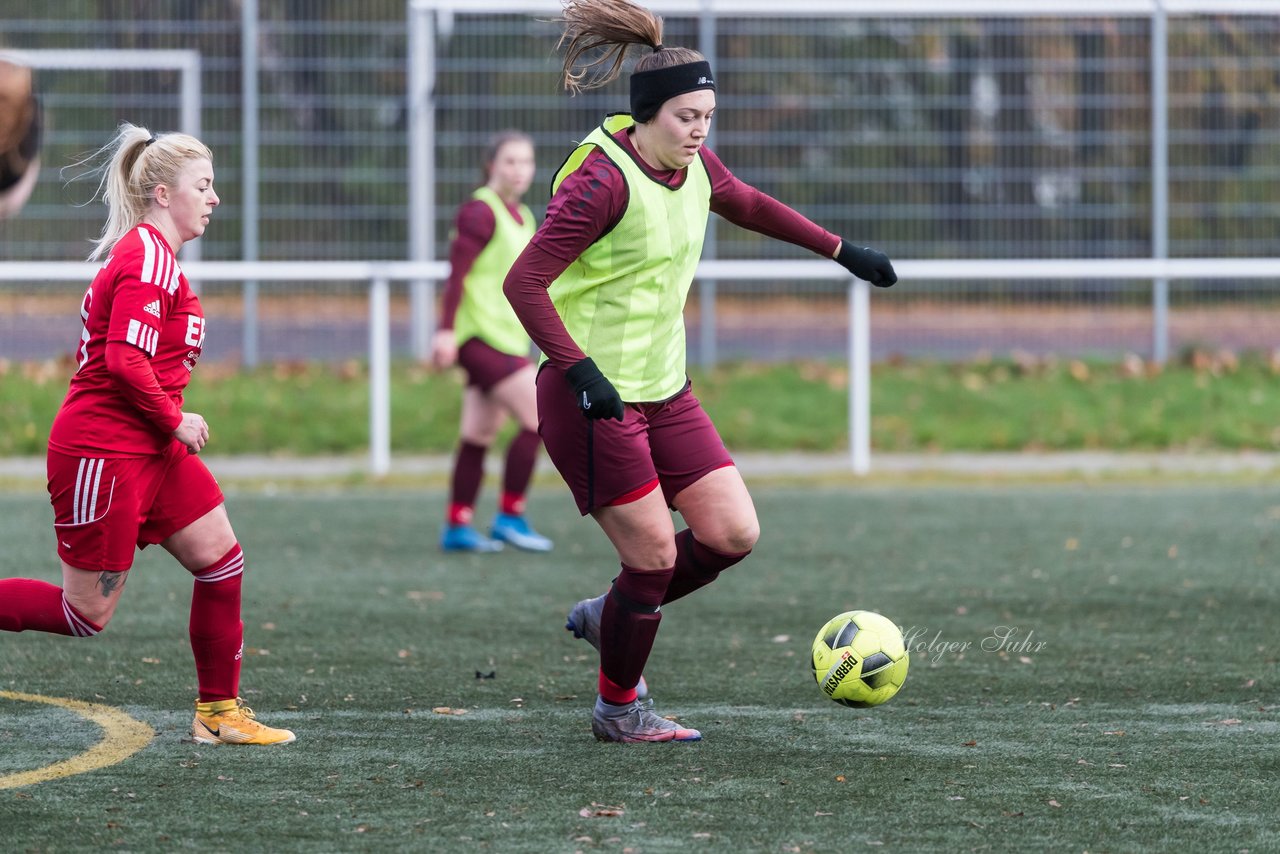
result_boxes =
[189,544,246,702]
[662,529,751,605]
[597,563,674,704]
[501,429,540,513]
[448,441,487,525]
[0,578,101,636]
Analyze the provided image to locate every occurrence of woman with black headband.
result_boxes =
[504,0,897,743]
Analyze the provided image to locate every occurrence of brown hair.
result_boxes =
[556,0,704,94]
[69,123,213,260]
[481,129,533,184]
[0,59,36,164]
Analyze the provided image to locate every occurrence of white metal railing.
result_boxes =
[3,258,1276,476]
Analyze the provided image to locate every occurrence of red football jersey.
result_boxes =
[49,223,205,457]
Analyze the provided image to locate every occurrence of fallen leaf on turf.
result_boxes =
[1048,800,1062,808]
[771,635,790,643]
[963,740,977,747]
[1242,679,1256,688]
[141,657,160,664]
[1104,730,1125,736]
[1107,764,1127,768]
[579,802,624,818]
[815,811,833,816]
[835,775,846,782]
[431,706,467,716]
[1206,718,1241,726]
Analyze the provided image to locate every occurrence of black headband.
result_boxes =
[630,60,716,123]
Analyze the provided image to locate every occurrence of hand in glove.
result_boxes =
[564,357,625,421]
[835,239,897,288]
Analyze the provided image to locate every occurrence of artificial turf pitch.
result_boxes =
[2,483,1277,852]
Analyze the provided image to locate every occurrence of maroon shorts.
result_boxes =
[536,365,735,515]
[47,440,226,572]
[458,337,531,393]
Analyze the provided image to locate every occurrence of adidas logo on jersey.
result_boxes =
[143,299,161,318]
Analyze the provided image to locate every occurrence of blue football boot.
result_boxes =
[440,524,504,553]
[490,513,553,552]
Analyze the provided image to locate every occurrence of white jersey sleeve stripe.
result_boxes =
[125,318,158,356]
[166,252,178,295]
[157,240,170,288]
[139,227,157,284]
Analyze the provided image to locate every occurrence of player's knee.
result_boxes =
[628,527,678,568]
[723,523,759,556]
[65,597,115,633]
[707,514,759,556]
[463,431,497,449]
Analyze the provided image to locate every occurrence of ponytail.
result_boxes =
[558,0,695,93]
[70,123,212,260]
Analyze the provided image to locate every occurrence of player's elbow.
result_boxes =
[103,342,132,382]
[501,270,523,308]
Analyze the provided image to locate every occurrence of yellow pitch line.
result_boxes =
[0,690,154,790]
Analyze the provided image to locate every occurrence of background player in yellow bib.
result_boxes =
[433,131,554,553]
[505,0,897,743]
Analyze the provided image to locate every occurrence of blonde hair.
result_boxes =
[557,0,704,94]
[75,123,212,260]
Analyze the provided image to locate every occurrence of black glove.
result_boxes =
[835,239,897,288]
[564,357,625,421]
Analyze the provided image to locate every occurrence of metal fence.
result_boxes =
[1,1,1277,364]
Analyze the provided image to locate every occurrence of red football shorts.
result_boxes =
[536,365,734,515]
[47,440,225,572]
[458,336,531,393]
